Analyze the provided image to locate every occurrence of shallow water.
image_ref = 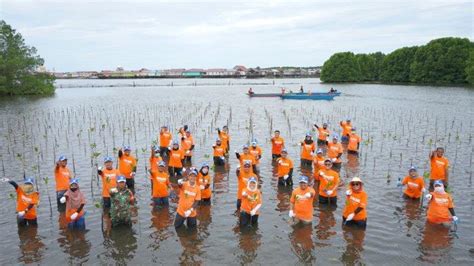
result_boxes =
[0,78,473,265]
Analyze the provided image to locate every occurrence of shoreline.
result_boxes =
[321,80,474,88]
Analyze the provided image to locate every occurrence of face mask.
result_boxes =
[70,187,78,192]
[434,186,444,193]
[154,152,160,157]
[202,168,209,174]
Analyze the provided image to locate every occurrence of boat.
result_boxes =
[281,92,341,100]
[247,93,282,97]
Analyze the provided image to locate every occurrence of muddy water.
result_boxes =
[0,78,473,265]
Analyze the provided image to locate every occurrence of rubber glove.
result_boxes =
[178,179,184,185]
[331,158,337,162]
[184,208,193,217]
[452,216,459,223]
[200,185,205,190]
[304,192,312,199]
[289,210,295,218]
[18,211,26,218]
[346,213,355,221]
[425,194,432,201]
[110,188,118,194]
[60,196,66,204]
[283,175,289,180]
[326,190,333,195]
[70,212,78,220]
[346,190,352,196]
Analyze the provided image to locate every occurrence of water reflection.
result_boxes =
[17,226,45,264]
[237,227,262,264]
[176,227,203,264]
[102,214,138,264]
[418,222,453,263]
[341,227,366,265]
[289,223,315,263]
[57,228,91,262]
[345,153,360,179]
[316,207,337,241]
[149,208,173,250]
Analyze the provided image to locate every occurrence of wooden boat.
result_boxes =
[281,92,341,100]
[247,93,282,97]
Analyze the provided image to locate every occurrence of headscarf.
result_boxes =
[65,187,86,210]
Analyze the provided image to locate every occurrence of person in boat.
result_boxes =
[300,86,304,93]
[329,87,337,93]
[109,175,134,227]
[5,177,39,227]
[248,88,254,95]
[425,180,458,226]
[55,155,73,213]
[289,176,316,225]
[281,88,286,94]
[62,178,86,230]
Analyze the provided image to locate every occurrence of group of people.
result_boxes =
[3,119,458,234]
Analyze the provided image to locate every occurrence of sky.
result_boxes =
[1,0,472,72]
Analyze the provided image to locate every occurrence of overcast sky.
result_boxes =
[1,0,472,71]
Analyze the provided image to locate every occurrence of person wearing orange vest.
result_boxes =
[289,176,316,225]
[55,155,73,212]
[397,166,426,200]
[178,124,188,138]
[61,178,86,230]
[181,129,195,164]
[300,133,316,168]
[235,145,257,173]
[343,177,368,229]
[316,159,340,205]
[240,177,262,228]
[277,149,294,187]
[175,169,201,229]
[118,146,137,194]
[340,119,352,144]
[425,180,458,226]
[271,130,285,160]
[150,161,171,208]
[236,160,256,211]
[168,140,185,177]
[314,123,331,146]
[312,149,325,182]
[217,126,231,154]
[250,140,263,173]
[429,147,450,190]
[197,163,212,205]
[212,138,226,166]
[149,145,163,176]
[5,177,39,227]
[159,125,172,158]
[328,135,343,172]
[347,128,361,155]
[97,156,119,209]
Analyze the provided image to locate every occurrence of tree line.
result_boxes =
[0,20,55,96]
[320,37,474,86]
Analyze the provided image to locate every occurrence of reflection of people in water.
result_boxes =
[419,222,453,263]
[57,228,91,261]
[17,226,45,264]
[149,208,173,251]
[341,227,366,264]
[237,228,262,264]
[103,224,138,264]
[176,227,203,264]
[289,223,315,263]
[315,208,337,241]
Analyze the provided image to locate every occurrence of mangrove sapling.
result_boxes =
[43,176,53,217]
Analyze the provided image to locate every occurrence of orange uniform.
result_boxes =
[118,154,137,178]
[15,188,39,220]
[343,189,367,221]
[213,145,225,157]
[168,149,185,168]
[312,155,325,178]
[328,142,343,163]
[219,131,230,150]
[317,168,340,197]
[177,182,201,217]
[150,170,170,198]
[348,134,361,152]
[64,189,86,223]
[277,157,293,176]
[271,136,285,155]
[300,142,315,160]
[181,135,195,155]
[237,170,255,200]
[100,168,119,198]
[317,128,330,141]
[341,121,352,137]
[430,156,449,180]
[55,166,72,191]
[149,156,164,174]
[250,146,263,165]
[290,187,316,221]
[401,176,425,199]
[427,192,454,223]
[238,153,256,166]
[241,188,262,215]
[159,131,172,148]
[197,172,212,199]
